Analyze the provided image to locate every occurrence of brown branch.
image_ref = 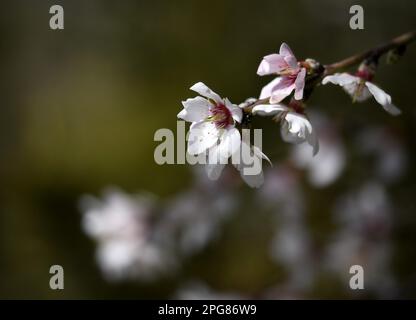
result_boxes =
[243,30,416,113]
[324,30,416,75]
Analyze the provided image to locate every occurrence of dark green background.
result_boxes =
[0,0,415,298]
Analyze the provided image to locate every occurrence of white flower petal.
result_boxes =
[252,104,288,116]
[234,141,265,188]
[284,55,298,70]
[224,98,243,123]
[190,82,222,103]
[280,43,298,70]
[259,77,282,99]
[365,82,402,116]
[187,121,219,155]
[281,113,319,155]
[294,68,306,100]
[322,73,358,86]
[177,109,188,120]
[270,83,295,104]
[280,42,295,59]
[218,128,241,159]
[281,113,311,143]
[287,113,312,133]
[205,146,226,180]
[252,145,272,166]
[342,82,371,101]
[257,54,285,76]
[178,97,210,122]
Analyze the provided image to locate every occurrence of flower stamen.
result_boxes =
[208,101,233,128]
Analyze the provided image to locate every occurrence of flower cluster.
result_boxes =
[178,39,405,188]
[80,173,238,282]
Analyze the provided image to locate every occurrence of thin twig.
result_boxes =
[324,30,416,75]
[243,30,416,113]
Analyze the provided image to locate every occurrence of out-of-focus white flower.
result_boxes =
[291,140,345,187]
[81,190,150,240]
[290,112,346,187]
[252,101,319,155]
[356,127,408,184]
[257,43,306,103]
[80,189,174,282]
[178,82,242,157]
[326,181,396,297]
[325,231,396,297]
[158,187,237,256]
[258,166,314,290]
[96,239,167,281]
[333,181,392,232]
[272,224,308,265]
[322,71,401,116]
[96,239,140,277]
[260,165,300,204]
[270,222,314,291]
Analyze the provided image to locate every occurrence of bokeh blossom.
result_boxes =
[80,189,174,281]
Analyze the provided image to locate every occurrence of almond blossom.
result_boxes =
[322,70,401,116]
[257,43,306,103]
[173,32,412,189]
[252,101,319,155]
[178,82,243,158]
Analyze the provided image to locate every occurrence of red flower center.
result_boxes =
[210,102,233,129]
[355,69,374,82]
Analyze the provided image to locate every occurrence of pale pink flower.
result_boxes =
[257,43,306,103]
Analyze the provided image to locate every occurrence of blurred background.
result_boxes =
[0,0,415,299]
